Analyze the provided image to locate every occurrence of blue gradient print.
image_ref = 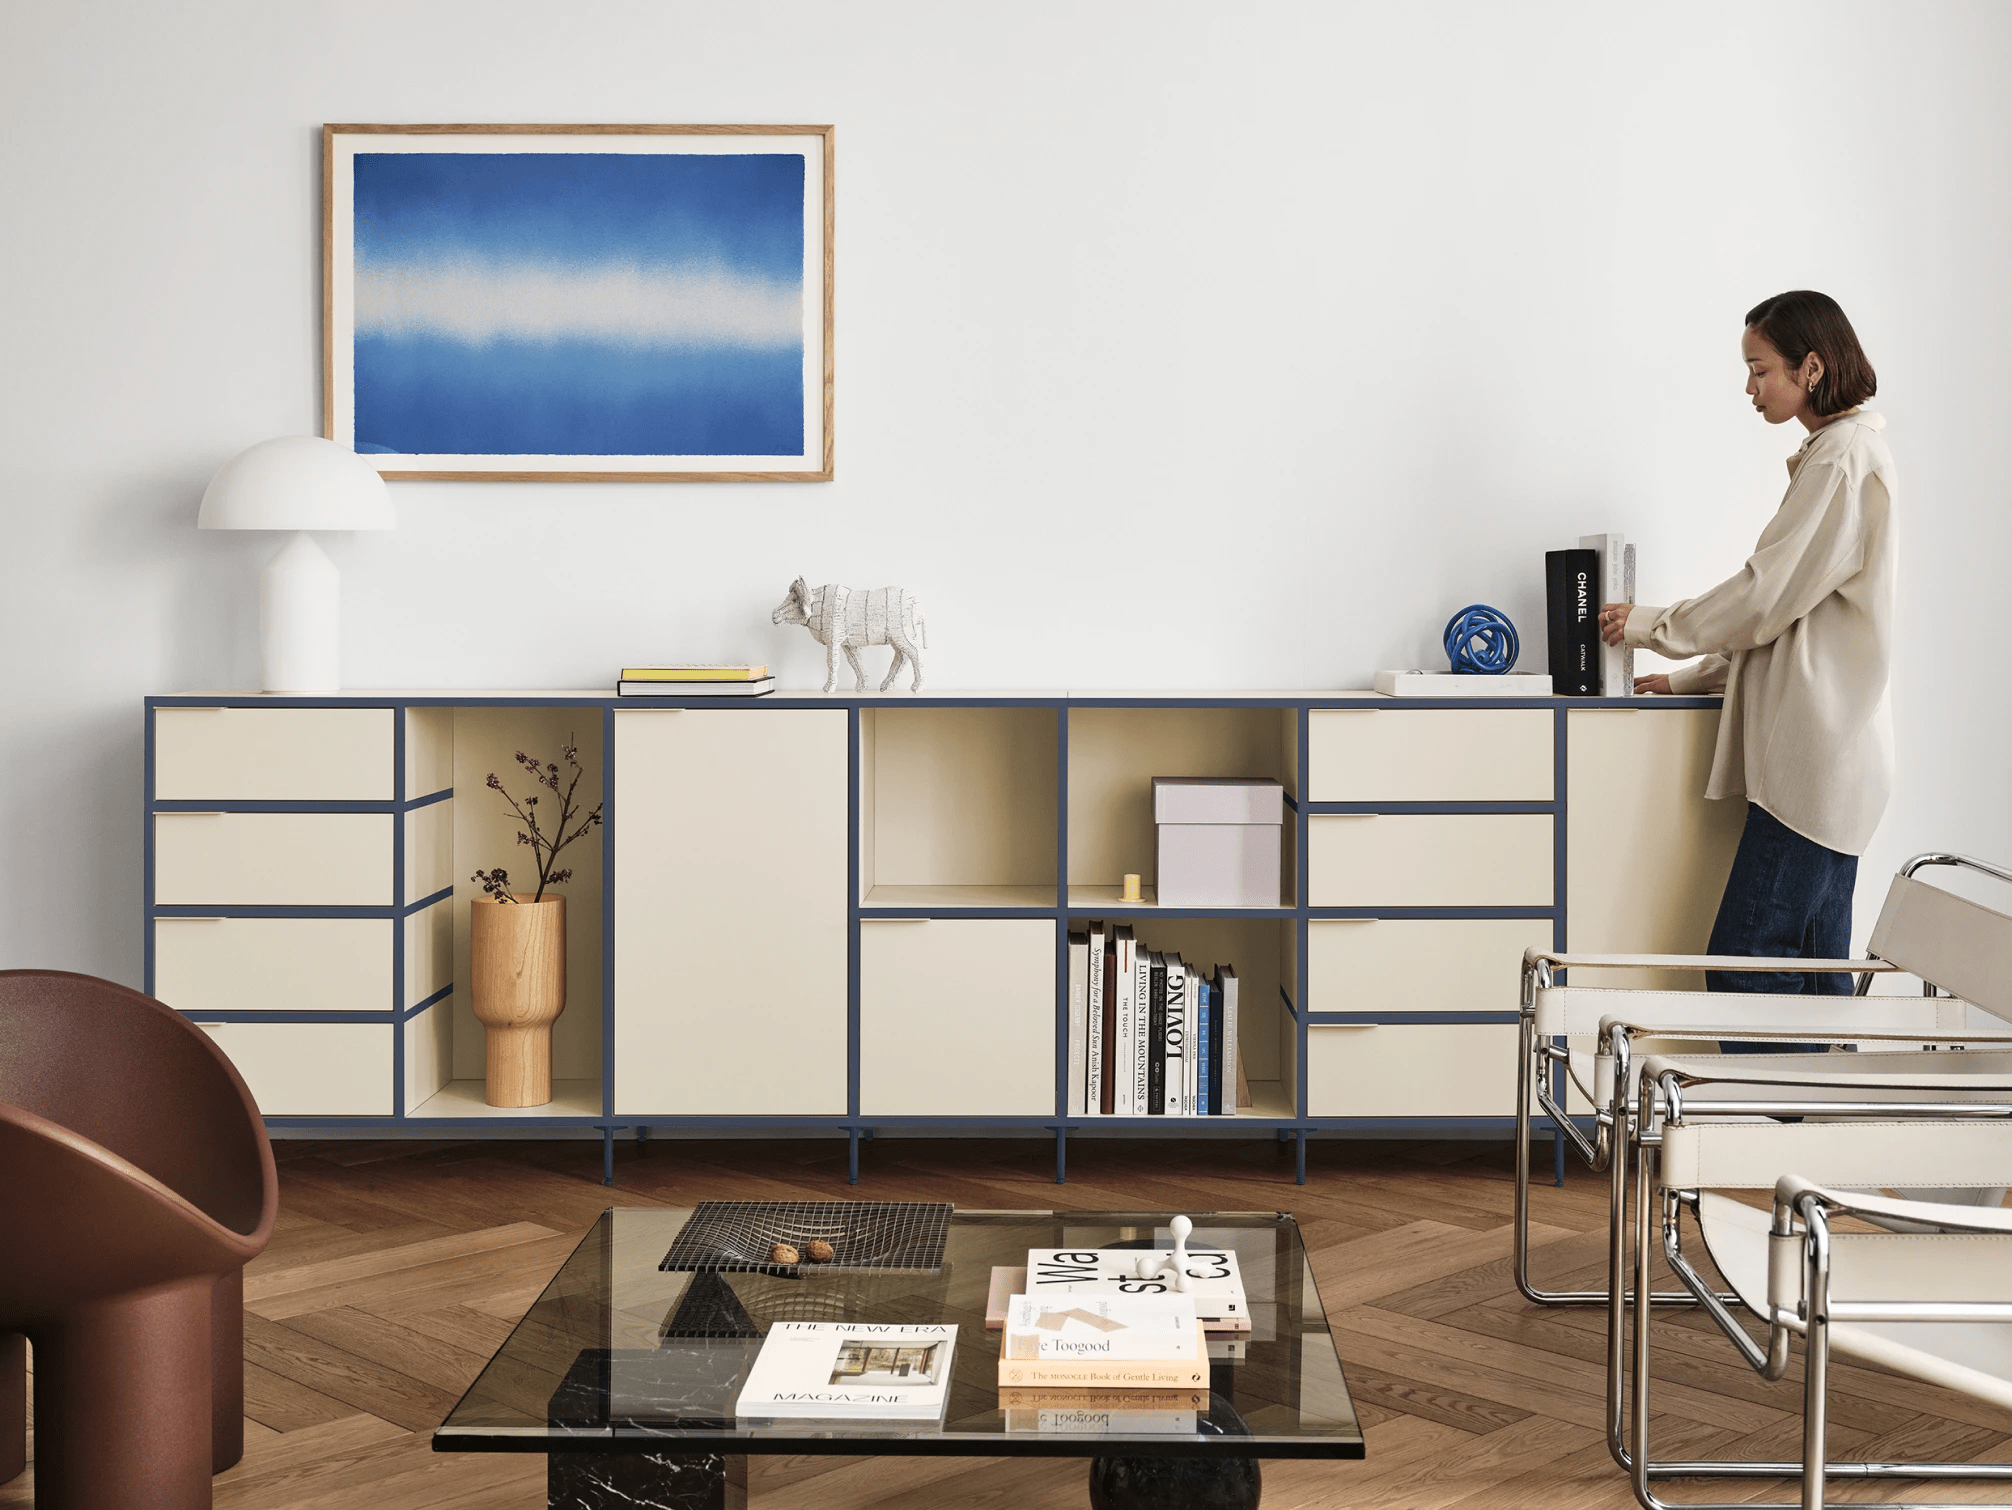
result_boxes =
[352,153,805,456]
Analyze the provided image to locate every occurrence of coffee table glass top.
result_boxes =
[435,1207,1362,1460]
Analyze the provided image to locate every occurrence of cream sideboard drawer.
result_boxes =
[1307,709,1553,802]
[155,707,395,801]
[1308,814,1552,907]
[195,1021,391,1115]
[1307,918,1552,1014]
[155,917,392,1013]
[861,919,1057,1116]
[154,812,393,905]
[1307,1023,1518,1117]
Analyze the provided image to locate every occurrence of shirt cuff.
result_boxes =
[1623,604,1661,650]
[1667,658,1724,695]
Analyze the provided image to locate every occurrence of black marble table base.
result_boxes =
[1088,1453,1262,1510]
[548,1451,745,1510]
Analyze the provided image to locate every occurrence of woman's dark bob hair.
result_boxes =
[1745,290,1877,417]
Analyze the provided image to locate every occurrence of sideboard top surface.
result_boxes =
[151,688,1722,707]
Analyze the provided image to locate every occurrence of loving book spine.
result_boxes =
[1147,952,1167,1115]
[1545,547,1601,697]
[1067,930,1088,1116]
[1086,922,1106,1117]
[1164,956,1187,1116]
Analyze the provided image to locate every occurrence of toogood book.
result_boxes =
[733,1323,957,1420]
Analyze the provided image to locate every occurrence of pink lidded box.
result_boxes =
[1152,778,1284,907]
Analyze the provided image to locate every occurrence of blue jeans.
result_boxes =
[1707,805,1859,1052]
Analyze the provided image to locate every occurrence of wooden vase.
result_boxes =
[469,894,566,1108]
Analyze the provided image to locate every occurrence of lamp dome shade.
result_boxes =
[198,436,395,531]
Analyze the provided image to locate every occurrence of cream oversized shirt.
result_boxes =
[1624,411,1895,855]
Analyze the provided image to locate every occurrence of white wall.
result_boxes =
[3,0,2008,984]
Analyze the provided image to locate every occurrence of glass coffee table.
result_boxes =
[434,1207,1362,1509]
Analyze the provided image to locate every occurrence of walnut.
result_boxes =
[804,1239,835,1263]
[769,1242,800,1265]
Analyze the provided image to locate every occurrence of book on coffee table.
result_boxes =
[734,1322,957,1420]
[1023,1243,1250,1331]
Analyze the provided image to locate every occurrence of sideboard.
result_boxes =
[142,689,1742,1183]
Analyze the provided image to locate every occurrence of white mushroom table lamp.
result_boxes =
[198,436,394,693]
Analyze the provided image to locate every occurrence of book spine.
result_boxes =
[1222,966,1241,1111]
[1099,936,1117,1115]
[1623,543,1637,693]
[1581,533,1630,699]
[1185,970,1199,1115]
[1086,925,1106,1117]
[1114,928,1135,1115]
[1164,957,1185,1116]
[1209,971,1225,1115]
[998,1356,1210,1389]
[1197,978,1211,1117]
[1545,548,1601,697]
[1147,953,1166,1115]
[1133,948,1151,1116]
[998,1388,1207,1411]
[1067,931,1088,1117]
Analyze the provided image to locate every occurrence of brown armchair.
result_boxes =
[0,969,277,1509]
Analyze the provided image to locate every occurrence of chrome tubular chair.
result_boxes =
[1629,1073,2012,1510]
[1514,851,2012,1310]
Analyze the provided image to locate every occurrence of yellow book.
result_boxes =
[619,664,769,682]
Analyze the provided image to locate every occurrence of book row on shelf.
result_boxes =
[1068,922,1244,1119]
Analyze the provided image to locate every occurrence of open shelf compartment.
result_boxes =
[859,705,1058,909]
[403,706,605,1118]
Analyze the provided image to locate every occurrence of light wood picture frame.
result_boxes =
[322,124,834,482]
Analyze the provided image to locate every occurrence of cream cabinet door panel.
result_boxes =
[1308,814,1552,907]
[155,707,394,801]
[154,812,393,906]
[862,919,1056,1116]
[1306,918,1552,1015]
[614,709,849,1117]
[196,1021,391,1115]
[1566,709,1744,990]
[155,917,392,1014]
[1308,709,1552,802]
[1307,1023,1518,1117]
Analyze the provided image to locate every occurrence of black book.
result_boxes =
[1147,951,1167,1115]
[1545,548,1601,696]
[1207,967,1225,1116]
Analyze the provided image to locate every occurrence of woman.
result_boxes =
[1598,290,1894,995]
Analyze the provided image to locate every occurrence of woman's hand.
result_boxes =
[1598,603,1631,646]
[1633,673,1673,695]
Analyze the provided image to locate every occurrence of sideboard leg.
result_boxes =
[602,1128,615,1187]
[1055,1126,1068,1185]
[1295,1130,1307,1185]
[848,1127,860,1185]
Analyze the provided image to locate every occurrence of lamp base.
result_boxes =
[260,531,340,692]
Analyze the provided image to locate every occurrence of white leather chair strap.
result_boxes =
[1531,987,1949,1038]
[1661,1120,2012,1190]
[1639,1049,2012,1090]
[1869,873,2012,1023]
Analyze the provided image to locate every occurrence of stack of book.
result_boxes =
[1066,923,1241,1117]
[996,1292,1209,1392]
[618,664,775,697]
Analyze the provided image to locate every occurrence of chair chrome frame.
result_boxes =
[1514,851,2012,1311]
[1620,1059,2012,1510]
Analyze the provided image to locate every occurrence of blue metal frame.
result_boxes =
[142,690,1719,1188]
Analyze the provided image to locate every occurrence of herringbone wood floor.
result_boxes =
[6,1136,2010,1508]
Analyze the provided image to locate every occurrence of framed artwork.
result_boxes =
[322,124,833,481]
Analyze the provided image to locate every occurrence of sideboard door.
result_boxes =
[614,708,849,1116]
[1566,707,1746,990]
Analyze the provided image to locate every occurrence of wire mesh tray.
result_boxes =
[657,1200,953,1277]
